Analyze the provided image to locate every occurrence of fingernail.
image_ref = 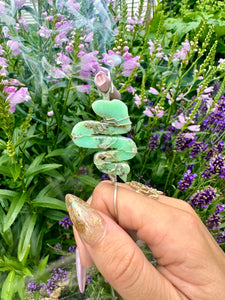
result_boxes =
[76,247,86,293]
[65,194,106,244]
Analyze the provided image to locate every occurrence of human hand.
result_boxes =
[66,181,225,300]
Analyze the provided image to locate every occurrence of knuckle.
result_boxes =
[110,243,140,287]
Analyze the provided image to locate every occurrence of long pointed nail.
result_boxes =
[65,194,106,244]
[76,247,86,293]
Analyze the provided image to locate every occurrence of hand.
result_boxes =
[67,181,225,300]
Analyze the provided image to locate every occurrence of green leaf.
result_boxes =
[14,275,25,300]
[18,214,37,262]
[32,196,67,211]
[46,147,76,158]
[1,270,15,300]
[24,163,62,177]
[37,255,49,271]
[77,174,100,188]
[10,163,21,181]
[0,207,13,247]
[3,192,26,232]
[0,166,11,177]
[0,189,19,199]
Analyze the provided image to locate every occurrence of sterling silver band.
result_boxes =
[114,182,118,217]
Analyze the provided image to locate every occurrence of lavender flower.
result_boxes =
[189,186,217,209]
[87,274,92,285]
[178,170,197,191]
[27,282,42,293]
[148,134,160,151]
[216,231,225,244]
[59,216,72,229]
[54,243,62,252]
[121,54,140,77]
[190,141,208,158]
[68,245,76,253]
[206,204,225,230]
[175,133,196,152]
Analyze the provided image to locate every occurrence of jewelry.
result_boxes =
[114,182,118,217]
[127,181,163,199]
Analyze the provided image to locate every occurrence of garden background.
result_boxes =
[0,0,225,299]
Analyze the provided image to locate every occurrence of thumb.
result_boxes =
[65,194,180,300]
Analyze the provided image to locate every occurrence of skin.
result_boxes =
[73,181,225,300]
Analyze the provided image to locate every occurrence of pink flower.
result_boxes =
[76,84,91,94]
[0,2,7,15]
[37,26,52,38]
[54,31,69,47]
[149,87,159,95]
[0,45,4,55]
[134,94,141,107]
[172,113,186,129]
[127,86,136,93]
[55,53,71,65]
[6,87,31,113]
[79,51,99,79]
[18,17,28,32]
[143,107,153,117]
[7,40,22,56]
[0,57,9,75]
[121,56,140,77]
[84,32,94,43]
[47,110,54,116]
[188,125,200,132]
[94,71,110,93]
[14,0,26,9]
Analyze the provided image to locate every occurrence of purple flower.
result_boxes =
[27,282,42,293]
[7,40,22,56]
[54,243,62,253]
[121,55,140,77]
[37,26,52,38]
[87,274,92,285]
[66,0,80,14]
[175,133,196,152]
[206,204,225,230]
[59,216,72,229]
[190,142,208,158]
[189,186,217,209]
[6,87,31,113]
[148,134,160,151]
[178,170,197,191]
[216,231,225,244]
[68,245,76,253]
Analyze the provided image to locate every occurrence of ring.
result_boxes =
[127,181,163,199]
[114,182,118,217]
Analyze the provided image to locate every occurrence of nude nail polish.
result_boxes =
[76,247,86,293]
[65,194,106,244]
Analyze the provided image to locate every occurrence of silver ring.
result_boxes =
[114,182,118,217]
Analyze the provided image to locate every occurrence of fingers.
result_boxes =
[81,211,181,300]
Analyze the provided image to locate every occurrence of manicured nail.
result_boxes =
[76,247,86,293]
[65,194,106,244]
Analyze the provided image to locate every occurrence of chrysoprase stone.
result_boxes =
[71,98,137,182]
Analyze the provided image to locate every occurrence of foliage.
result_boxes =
[0,0,225,299]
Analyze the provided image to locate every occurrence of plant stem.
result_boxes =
[164,150,176,193]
